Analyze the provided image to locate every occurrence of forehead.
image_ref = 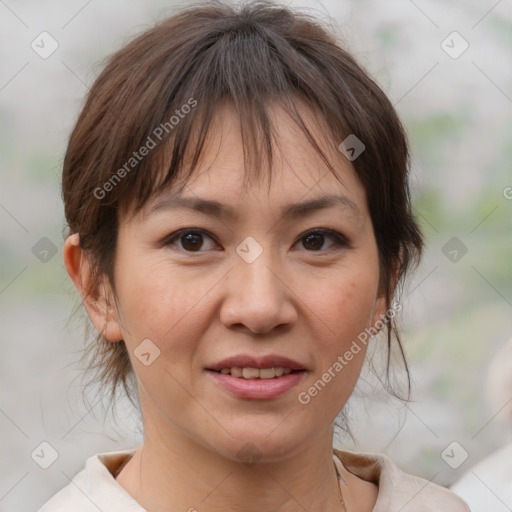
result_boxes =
[187,100,349,184]
[130,100,369,225]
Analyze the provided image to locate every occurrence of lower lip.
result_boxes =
[206,370,306,399]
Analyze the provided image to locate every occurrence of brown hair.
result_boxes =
[62,0,424,419]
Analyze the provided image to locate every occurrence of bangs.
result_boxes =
[91,4,372,218]
[126,95,347,216]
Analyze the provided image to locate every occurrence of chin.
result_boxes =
[211,423,311,464]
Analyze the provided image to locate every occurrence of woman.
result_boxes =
[37,1,470,510]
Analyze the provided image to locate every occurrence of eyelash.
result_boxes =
[162,228,350,254]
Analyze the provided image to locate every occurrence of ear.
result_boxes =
[63,233,123,342]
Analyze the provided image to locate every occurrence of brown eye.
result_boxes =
[302,233,325,251]
[181,232,204,251]
[164,229,217,252]
[297,229,349,252]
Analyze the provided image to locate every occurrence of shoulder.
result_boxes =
[36,449,142,512]
[333,448,470,512]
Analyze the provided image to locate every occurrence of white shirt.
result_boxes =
[36,447,470,511]
[451,442,512,511]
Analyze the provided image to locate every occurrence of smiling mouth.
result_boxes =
[208,367,306,379]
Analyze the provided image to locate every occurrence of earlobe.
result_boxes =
[63,233,124,342]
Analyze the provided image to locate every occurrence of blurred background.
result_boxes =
[0,0,510,510]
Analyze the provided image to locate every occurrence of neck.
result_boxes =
[116,424,346,512]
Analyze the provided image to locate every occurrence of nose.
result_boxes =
[219,247,298,335]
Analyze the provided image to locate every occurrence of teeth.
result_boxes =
[259,368,276,379]
[243,367,260,379]
[217,367,296,379]
[231,367,243,378]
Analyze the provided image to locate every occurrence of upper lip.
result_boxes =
[206,355,307,371]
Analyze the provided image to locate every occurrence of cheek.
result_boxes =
[300,274,377,412]
[301,259,379,403]
[113,262,214,407]
[113,253,217,356]
[313,266,379,346]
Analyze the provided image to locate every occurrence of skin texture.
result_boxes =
[64,102,385,511]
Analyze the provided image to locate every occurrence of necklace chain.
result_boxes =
[334,460,347,512]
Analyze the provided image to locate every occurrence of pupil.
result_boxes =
[182,233,202,251]
[304,233,323,251]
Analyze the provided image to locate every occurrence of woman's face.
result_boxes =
[104,103,387,461]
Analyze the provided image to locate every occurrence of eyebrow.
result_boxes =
[147,193,364,222]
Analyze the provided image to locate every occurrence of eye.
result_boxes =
[295,229,350,252]
[163,229,218,252]
[162,228,350,254]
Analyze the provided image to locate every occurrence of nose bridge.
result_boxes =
[238,246,279,296]
[220,237,296,332]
